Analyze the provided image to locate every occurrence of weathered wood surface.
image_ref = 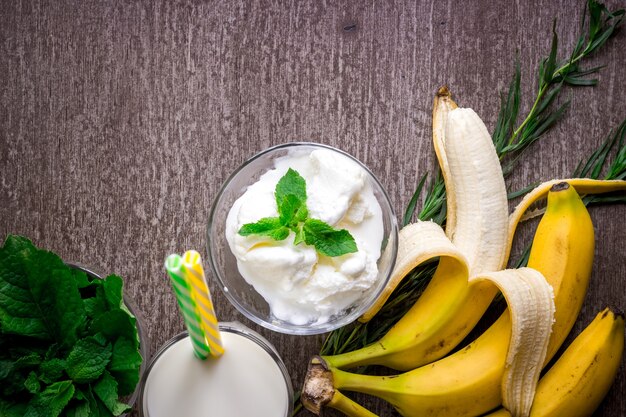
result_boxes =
[1,0,625,416]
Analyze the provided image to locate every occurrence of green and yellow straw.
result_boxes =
[165,254,211,359]
[182,250,224,357]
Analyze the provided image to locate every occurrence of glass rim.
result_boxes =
[137,322,294,417]
[206,142,399,335]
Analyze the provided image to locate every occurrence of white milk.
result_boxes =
[142,330,291,417]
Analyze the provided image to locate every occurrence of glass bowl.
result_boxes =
[138,322,294,417]
[207,142,398,335]
[68,263,149,416]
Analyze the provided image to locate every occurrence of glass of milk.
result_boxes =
[139,322,293,417]
[208,142,398,335]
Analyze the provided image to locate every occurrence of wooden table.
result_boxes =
[1,1,624,416]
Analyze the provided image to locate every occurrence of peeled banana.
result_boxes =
[326,88,509,371]
[485,307,625,417]
[303,181,596,417]
[322,88,626,374]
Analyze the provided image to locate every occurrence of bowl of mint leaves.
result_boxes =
[0,235,146,417]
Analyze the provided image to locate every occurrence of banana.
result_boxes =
[303,182,596,417]
[505,177,626,263]
[322,88,626,373]
[326,88,509,371]
[485,307,625,417]
[309,307,625,417]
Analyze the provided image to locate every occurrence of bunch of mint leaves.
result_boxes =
[238,168,358,257]
[0,236,142,417]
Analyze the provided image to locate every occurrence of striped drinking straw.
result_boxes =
[165,254,210,359]
[182,250,224,357]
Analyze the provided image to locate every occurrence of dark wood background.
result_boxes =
[1,1,624,416]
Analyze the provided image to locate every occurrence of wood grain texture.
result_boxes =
[0,0,624,416]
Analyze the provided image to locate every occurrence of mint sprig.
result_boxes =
[239,217,290,241]
[302,219,358,257]
[238,168,358,257]
[0,235,142,417]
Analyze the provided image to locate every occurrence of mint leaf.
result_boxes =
[0,236,32,256]
[0,239,50,339]
[239,217,290,241]
[83,386,114,417]
[0,237,87,347]
[278,194,306,227]
[0,352,42,396]
[65,390,92,417]
[0,360,12,380]
[65,400,91,417]
[26,255,87,348]
[6,352,41,373]
[303,219,358,257]
[0,398,27,417]
[71,270,91,289]
[24,380,75,417]
[0,236,143,417]
[93,371,130,416]
[44,343,61,360]
[39,358,66,384]
[89,310,137,347]
[102,275,123,310]
[295,205,308,223]
[73,387,86,401]
[108,337,142,396]
[65,336,112,383]
[0,351,42,396]
[1,369,28,396]
[24,371,40,394]
[84,295,108,320]
[275,168,307,207]
[293,225,305,245]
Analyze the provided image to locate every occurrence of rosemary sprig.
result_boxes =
[576,122,626,180]
[406,0,623,227]
[402,173,428,227]
[576,119,626,206]
[498,0,624,159]
[319,0,624,360]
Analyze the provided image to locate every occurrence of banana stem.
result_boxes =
[301,356,335,415]
[323,342,386,369]
[302,356,384,417]
[328,390,380,417]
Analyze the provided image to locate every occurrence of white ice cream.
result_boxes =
[225,148,384,325]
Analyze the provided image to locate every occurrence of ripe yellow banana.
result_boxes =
[485,307,625,417]
[322,88,626,373]
[303,182,596,417]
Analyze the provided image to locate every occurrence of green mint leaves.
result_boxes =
[238,168,358,257]
[302,219,358,257]
[0,235,142,417]
[275,167,307,204]
[239,217,289,241]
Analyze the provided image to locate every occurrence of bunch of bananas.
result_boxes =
[301,88,626,417]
